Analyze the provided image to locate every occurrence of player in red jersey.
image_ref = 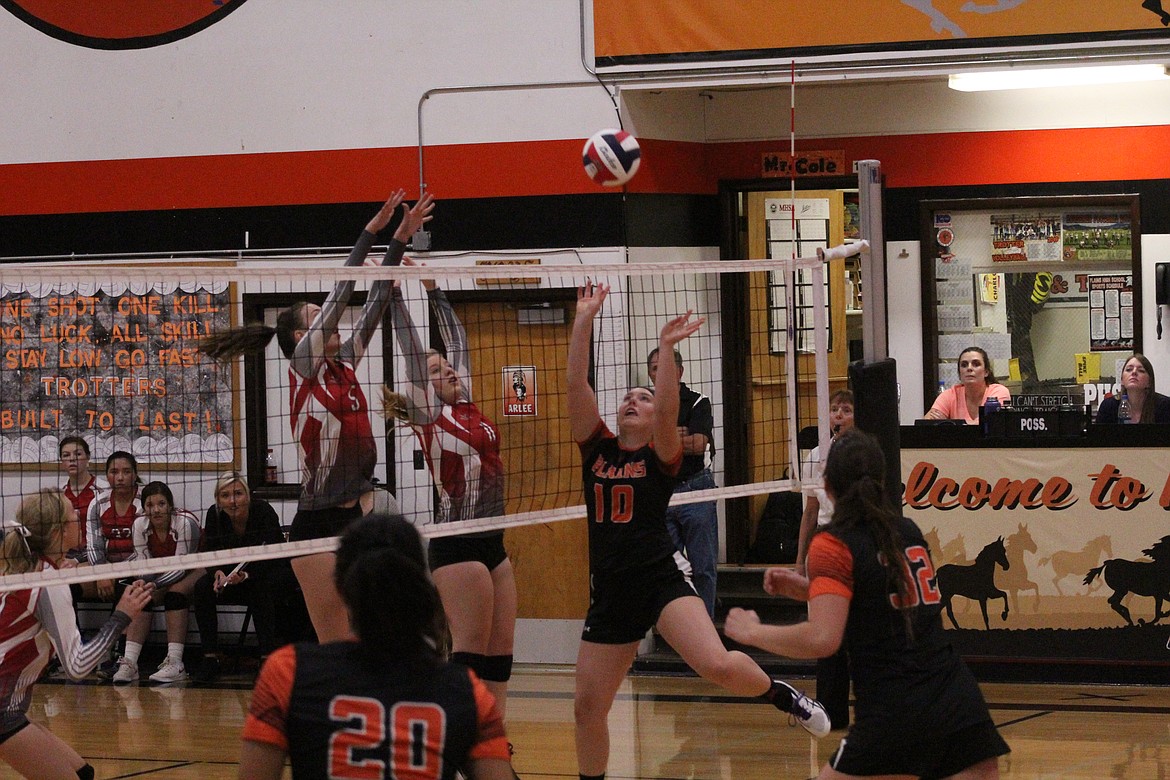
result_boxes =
[200,189,434,642]
[110,481,202,685]
[58,436,107,562]
[0,489,153,780]
[240,513,514,780]
[81,451,143,602]
[567,282,828,780]
[388,258,517,717]
[725,430,1010,780]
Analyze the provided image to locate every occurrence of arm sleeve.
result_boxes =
[36,584,131,680]
[466,670,512,762]
[289,230,376,377]
[428,288,473,400]
[390,290,443,425]
[243,645,296,751]
[339,238,408,368]
[86,500,106,565]
[806,533,855,601]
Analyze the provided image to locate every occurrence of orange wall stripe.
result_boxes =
[1,126,1168,217]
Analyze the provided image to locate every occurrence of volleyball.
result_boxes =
[582,128,641,187]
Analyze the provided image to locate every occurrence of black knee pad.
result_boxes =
[162,592,189,611]
[77,764,95,780]
[479,654,513,683]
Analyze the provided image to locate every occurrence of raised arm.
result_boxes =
[428,287,473,400]
[651,312,704,464]
[567,283,607,443]
[343,193,436,367]
[389,261,443,425]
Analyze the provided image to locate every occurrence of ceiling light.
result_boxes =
[948,64,1169,92]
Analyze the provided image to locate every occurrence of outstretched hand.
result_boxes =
[576,281,610,320]
[659,311,704,349]
[393,192,436,243]
[401,256,436,291]
[366,189,407,234]
[114,580,156,619]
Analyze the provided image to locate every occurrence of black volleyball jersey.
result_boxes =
[807,517,989,733]
[244,642,509,780]
[579,421,681,575]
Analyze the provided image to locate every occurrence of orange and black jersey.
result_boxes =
[807,518,988,733]
[244,642,509,780]
[579,421,681,575]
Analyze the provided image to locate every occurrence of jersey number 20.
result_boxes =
[328,696,446,779]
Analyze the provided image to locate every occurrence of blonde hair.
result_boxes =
[1,489,71,575]
[214,471,251,497]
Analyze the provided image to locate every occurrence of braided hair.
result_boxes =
[334,513,446,668]
[822,429,916,639]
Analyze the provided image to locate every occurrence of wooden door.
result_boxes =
[450,298,588,620]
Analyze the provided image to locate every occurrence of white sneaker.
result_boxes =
[111,657,139,685]
[775,680,831,738]
[149,658,189,684]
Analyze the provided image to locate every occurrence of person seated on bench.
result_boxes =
[112,480,203,685]
[192,471,297,683]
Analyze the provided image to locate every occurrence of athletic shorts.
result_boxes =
[0,717,29,746]
[428,532,508,573]
[828,718,1009,778]
[583,552,697,644]
[288,504,363,543]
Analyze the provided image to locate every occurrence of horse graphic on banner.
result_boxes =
[1040,535,1112,596]
[1001,523,1039,613]
[937,536,1010,630]
[1083,535,1170,626]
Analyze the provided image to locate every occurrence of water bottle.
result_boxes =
[265,448,279,482]
[1117,393,1130,424]
[982,396,1000,435]
[937,379,947,397]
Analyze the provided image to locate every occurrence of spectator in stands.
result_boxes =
[82,451,143,602]
[58,436,106,563]
[924,347,1010,425]
[111,481,202,685]
[192,471,303,683]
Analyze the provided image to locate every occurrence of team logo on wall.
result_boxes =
[502,366,537,417]
[1,0,248,49]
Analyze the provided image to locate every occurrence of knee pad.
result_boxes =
[77,764,95,780]
[480,654,513,683]
[162,592,189,611]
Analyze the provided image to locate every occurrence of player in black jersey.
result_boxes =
[567,282,829,780]
[240,513,514,780]
[725,430,1009,780]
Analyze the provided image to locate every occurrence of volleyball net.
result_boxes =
[0,249,852,591]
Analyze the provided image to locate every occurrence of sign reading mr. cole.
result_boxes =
[0,280,234,464]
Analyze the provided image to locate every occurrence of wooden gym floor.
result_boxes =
[25,666,1170,779]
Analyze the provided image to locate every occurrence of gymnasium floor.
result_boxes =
[28,667,1170,779]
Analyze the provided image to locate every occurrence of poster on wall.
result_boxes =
[1087,273,1134,351]
[502,365,537,417]
[990,214,1062,262]
[902,446,1170,664]
[0,278,236,467]
[1062,212,1133,262]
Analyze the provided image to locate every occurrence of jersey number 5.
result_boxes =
[593,483,634,523]
[889,544,942,609]
[328,696,446,779]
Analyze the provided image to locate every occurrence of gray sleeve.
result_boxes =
[428,288,473,401]
[338,238,408,368]
[390,290,442,425]
[289,230,376,377]
[37,584,131,680]
[86,499,106,566]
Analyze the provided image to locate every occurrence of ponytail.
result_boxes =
[378,385,411,426]
[199,302,309,363]
[823,430,917,639]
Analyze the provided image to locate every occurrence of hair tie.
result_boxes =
[5,521,33,558]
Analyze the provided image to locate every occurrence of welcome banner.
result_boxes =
[901,446,1170,663]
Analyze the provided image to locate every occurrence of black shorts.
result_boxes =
[0,718,29,746]
[428,532,508,572]
[288,504,363,543]
[583,552,697,644]
[829,719,1009,778]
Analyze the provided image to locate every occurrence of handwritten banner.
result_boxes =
[0,279,236,466]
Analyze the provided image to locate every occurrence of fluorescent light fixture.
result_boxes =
[949,64,1169,92]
